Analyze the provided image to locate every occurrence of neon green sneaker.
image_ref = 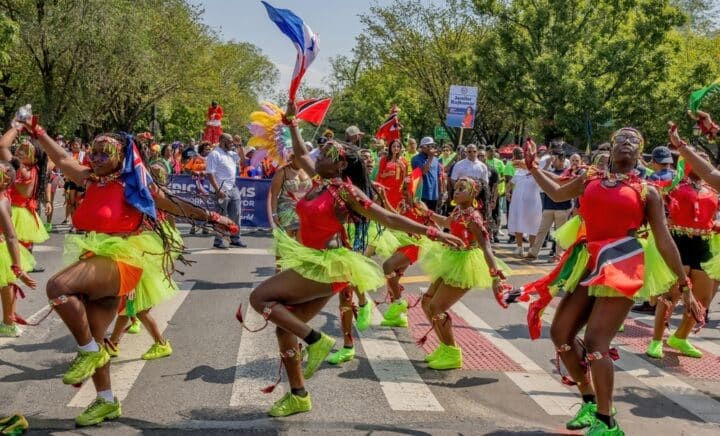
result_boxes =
[303,333,335,379]
[424,343,447,362]
[646,339,664,359]
[268,392,312,417]
[44,223,52,233]
[0,414,29,435]
[62,348,110,385]
[617,323,624,333]
[141,341,173,360]
[326,347,355,365]
[667,334,703,358]
[75,397,121,427]
[0,323,21,338]
[585,417,624,436]
[380,312,408,327]
[356,300,375,332]
[428,344,462,370]
[566,402,597,430]
[383,299,408,320]
[127,319,141,334]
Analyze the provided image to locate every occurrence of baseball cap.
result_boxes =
[345,125,365,137]
[420,136,435,147]
[652,146,673,164]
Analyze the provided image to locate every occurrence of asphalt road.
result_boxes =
[1,221,720,435]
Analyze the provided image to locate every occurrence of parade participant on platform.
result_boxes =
[245,101,461,418]
[418,177,509,370]
[646,152,718,359]
[13,116,236,427]
[0,158,38,338]
[519,130,698,435]
[202,100,223,144]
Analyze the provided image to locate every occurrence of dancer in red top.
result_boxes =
[12,115,236,427]
[376,139,406,208]
[519,131,698,435]
[202,100,224,144]
[646,156,719,359]
[245,101,461,418]
[6,140,49,250]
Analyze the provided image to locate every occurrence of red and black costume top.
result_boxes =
[8,165,38,211]
[447,205,488,249]
[666,180,718,236]
[72,179,143,234]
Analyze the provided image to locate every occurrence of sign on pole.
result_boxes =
[446,85,478,129]
[434,126,450,140]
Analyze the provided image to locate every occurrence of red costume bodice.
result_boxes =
[668,181,718,231]
[579,179,644,242]
[73,180,143,234]
[8,165,37,207]
[397,199,432,225]
[448,206,487,248]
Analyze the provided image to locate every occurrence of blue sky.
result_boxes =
[193,0,415,93]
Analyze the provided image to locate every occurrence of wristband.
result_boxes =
[679,278,693,293]
[281,115,298,127]
[11,264,22,278]
[425,226,439,240]
[30,125,46,140]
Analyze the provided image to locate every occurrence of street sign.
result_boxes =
[434,126,450,140]
[446,85,478,128]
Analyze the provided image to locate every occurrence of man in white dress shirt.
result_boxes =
[450,143,489,185]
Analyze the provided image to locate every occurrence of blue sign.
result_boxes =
[446,85,478,129]
[167,175,271,228]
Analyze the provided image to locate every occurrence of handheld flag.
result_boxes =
[296,97,332,125]
[689,78,720,113]
[261,1,319,101]
[375,105,401,142]
[121,133,157,220]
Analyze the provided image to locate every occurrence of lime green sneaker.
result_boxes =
[667,334,703,358]
[424,343,447,363]
[0,414,29,435]
[44,223,52,233]
[127,319,141,334]
[646,339,664,359]
[268,392,312,417]
[141,341,173,360]
[428,344,462,370]
[303,333,335,379]
[383,299,408,321]
[356,300,375,332]
[380,312,408,328]
[0,323,21,338]
[62,348,110,385]
[75,397,121,427]
[586,417,624,435]
[617,323,624,333]
[326,347,355,365]
[566,402,596,430]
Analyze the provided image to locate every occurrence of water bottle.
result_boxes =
[15,104,32,122]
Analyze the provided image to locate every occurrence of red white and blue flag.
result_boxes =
[122,134,157,220]
[262,1,319,101]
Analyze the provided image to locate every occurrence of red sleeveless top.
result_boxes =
[448,206,487,248]
[73,180,144,234]
[397,199,433,225]
[579,179,644,242]
[668,181,718,231]
[8,165,37,208]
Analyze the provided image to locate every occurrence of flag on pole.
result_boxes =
[121,134,157,220]
[375,105,401,142]
[296,97,332,125]
[261,1,319,101]
[689,78,720,113]
[410,167,423,201]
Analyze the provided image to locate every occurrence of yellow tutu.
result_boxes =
[11,206,49,243]
[0,241,35,287]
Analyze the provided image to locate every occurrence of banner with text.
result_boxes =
[167,175,271,228]
[446,85,478,129]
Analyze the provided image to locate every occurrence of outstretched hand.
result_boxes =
[285,100,297,118]
[688,109,718,140]
[523,137,538,170]
[19,271,36,289]
[666,121,687,149]
[437,231,464,248]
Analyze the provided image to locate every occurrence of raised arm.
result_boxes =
[152,185,237,234]
[669,121,720,190]
[284,101,316,177]
[0,127,19,161]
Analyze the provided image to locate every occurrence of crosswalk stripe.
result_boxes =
[527,299,720,424]
[230,303,283,407]
[356,307,444,412]
[67,281,194,407]
[451,302,575,416]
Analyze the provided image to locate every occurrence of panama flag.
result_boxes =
[296,97,332,125]
[262,1,319,101]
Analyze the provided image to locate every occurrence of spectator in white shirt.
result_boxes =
[206,133,245,249]
[450,143,489,184]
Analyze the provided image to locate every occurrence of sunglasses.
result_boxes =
[612,134,642,145]
[88,152,111,164]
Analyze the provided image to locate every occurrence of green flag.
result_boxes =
[689,78,720,113]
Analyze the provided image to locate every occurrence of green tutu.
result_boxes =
[64,231,177,314]
[371,229,401,258]
[274,229,384,293]
[0,241,35,287]
[11,206,49,243]
[553,215,582,250]
[701,233,720,280]
[420,242,511,290]
[345,221,382,250]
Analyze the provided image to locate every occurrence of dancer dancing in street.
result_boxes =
[520,131,699,435]
[245,101,461,417]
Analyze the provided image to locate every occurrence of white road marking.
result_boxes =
[355,307,444,412]
[452,302,576,416]
[67,281,194,407]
